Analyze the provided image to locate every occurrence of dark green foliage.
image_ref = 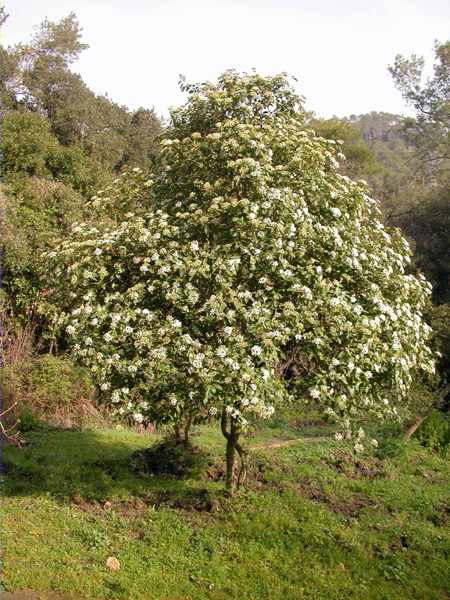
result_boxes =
[394,186,450,304]
[1,110,98,194]
[427,304,450,399]
[414,411,450,454]
[1,111,60,178]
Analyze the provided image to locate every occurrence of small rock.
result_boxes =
[106,556,120,571]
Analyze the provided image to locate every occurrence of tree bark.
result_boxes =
[403,415,425,441]
[226,435,237,493]
[183,414,192,447]
[221,407,246,494]
[235,440,248,487]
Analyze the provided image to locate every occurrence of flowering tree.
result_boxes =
[46,72,435,493]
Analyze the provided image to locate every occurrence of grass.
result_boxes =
[1,418,449,600]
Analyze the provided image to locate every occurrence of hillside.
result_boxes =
[2,420,450,600]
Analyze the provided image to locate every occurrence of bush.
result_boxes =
[427,303,450,409]
[47,72,435,494]
[0,111,60,179]
[1,354,99,428]
[131,439,209,479]
[0,111,96,194]
[1,177,86,322]
[414,411,450,454]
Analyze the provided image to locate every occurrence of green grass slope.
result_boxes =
[1,422,449,600]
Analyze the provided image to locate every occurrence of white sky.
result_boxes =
[2,0,449,120]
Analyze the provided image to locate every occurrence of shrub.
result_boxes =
[414,411,450,454]
[0,110,96,194]
[1,176,86,327]
[1,354,98,428]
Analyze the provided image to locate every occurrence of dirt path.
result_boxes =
[250,436,330,450]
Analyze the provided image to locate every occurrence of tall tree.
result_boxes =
[0,11,162,326]
[1,13,161,172]
[389,40,450,182]
[122,108,163,171]
[47,72,434,493]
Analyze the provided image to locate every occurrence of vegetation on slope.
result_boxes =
[2,421,449,600]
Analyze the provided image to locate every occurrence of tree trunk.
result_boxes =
[403,415,425,441]
[221,407,246,495]
[183,414,192,447]
[236,441,248,487]
[226,435,237,493]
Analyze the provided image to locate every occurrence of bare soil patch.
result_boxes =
[427,502,450,527]
[294,477,376,518]
[324,450,385,480]
[72,486,222,517]
[71,494,150,518]
[131,439,209,479]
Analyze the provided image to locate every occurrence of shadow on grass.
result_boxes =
[2,426,217,510]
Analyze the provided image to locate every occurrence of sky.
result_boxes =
[2,0,449,120]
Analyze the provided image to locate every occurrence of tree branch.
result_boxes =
[221,406,230,440]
